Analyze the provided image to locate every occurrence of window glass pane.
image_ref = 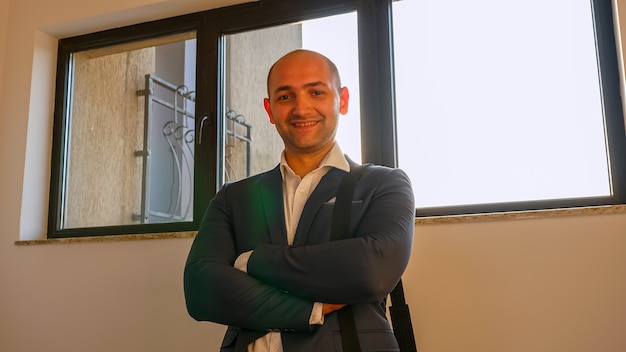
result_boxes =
[61,32,197,229]
[393,0,611,209]
[223,12,360,184]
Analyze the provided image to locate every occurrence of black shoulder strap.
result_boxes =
[330,164,368,242]
[330,163,417,352]
[331,164,368,352]
[389,280,418,352]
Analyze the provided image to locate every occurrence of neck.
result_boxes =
[285,143,334,178]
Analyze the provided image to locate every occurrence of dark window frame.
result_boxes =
[48,13,206,238]
[48,0,626,238]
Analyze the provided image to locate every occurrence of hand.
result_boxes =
[322,303,346,315]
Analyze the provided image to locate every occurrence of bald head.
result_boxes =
[266,49,342,97]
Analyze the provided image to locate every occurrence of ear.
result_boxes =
[264,98,275,124]
[339,87,349,115]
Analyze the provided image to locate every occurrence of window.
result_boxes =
[49,15,204,237]
[393,0,626,216]
[48,1,367,238]
[49,0,626,237]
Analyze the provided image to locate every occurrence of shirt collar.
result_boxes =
[280,143,350,180]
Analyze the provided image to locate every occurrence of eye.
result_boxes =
[276,94,291,101]
[312,90,324,96]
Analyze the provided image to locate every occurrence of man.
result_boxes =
[184,49,415,351]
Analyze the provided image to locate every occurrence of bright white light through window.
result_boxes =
[302,12,361,162]
[393,0,611,208]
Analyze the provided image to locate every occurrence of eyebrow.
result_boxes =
[272,81,327,95]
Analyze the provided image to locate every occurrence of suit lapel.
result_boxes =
[257,166,288,245]
[293,168,345,246]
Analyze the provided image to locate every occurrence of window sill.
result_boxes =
[14,205,626,244]
[14,231,196,246]
[415,204,626,225]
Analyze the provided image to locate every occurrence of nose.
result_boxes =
[292,95,313,116]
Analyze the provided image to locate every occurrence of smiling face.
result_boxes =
[264,50,349,158]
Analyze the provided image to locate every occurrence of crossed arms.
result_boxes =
[184,167,415,332]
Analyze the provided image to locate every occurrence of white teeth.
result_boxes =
[294,121,317,127]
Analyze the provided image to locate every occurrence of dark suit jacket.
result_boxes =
[184,161,415,352]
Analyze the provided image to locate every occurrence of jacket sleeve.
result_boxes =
[246,167,415,304]
[183,183,315,332]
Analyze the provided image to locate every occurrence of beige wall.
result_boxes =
[1,0,626,351]
[0,0,8,108]
[410,212,626,352]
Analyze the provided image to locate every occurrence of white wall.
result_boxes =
[1,0,626,351]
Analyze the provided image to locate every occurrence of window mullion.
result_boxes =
[357,0,397,168]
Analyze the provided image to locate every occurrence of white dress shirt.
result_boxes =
[236,143,350,352]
